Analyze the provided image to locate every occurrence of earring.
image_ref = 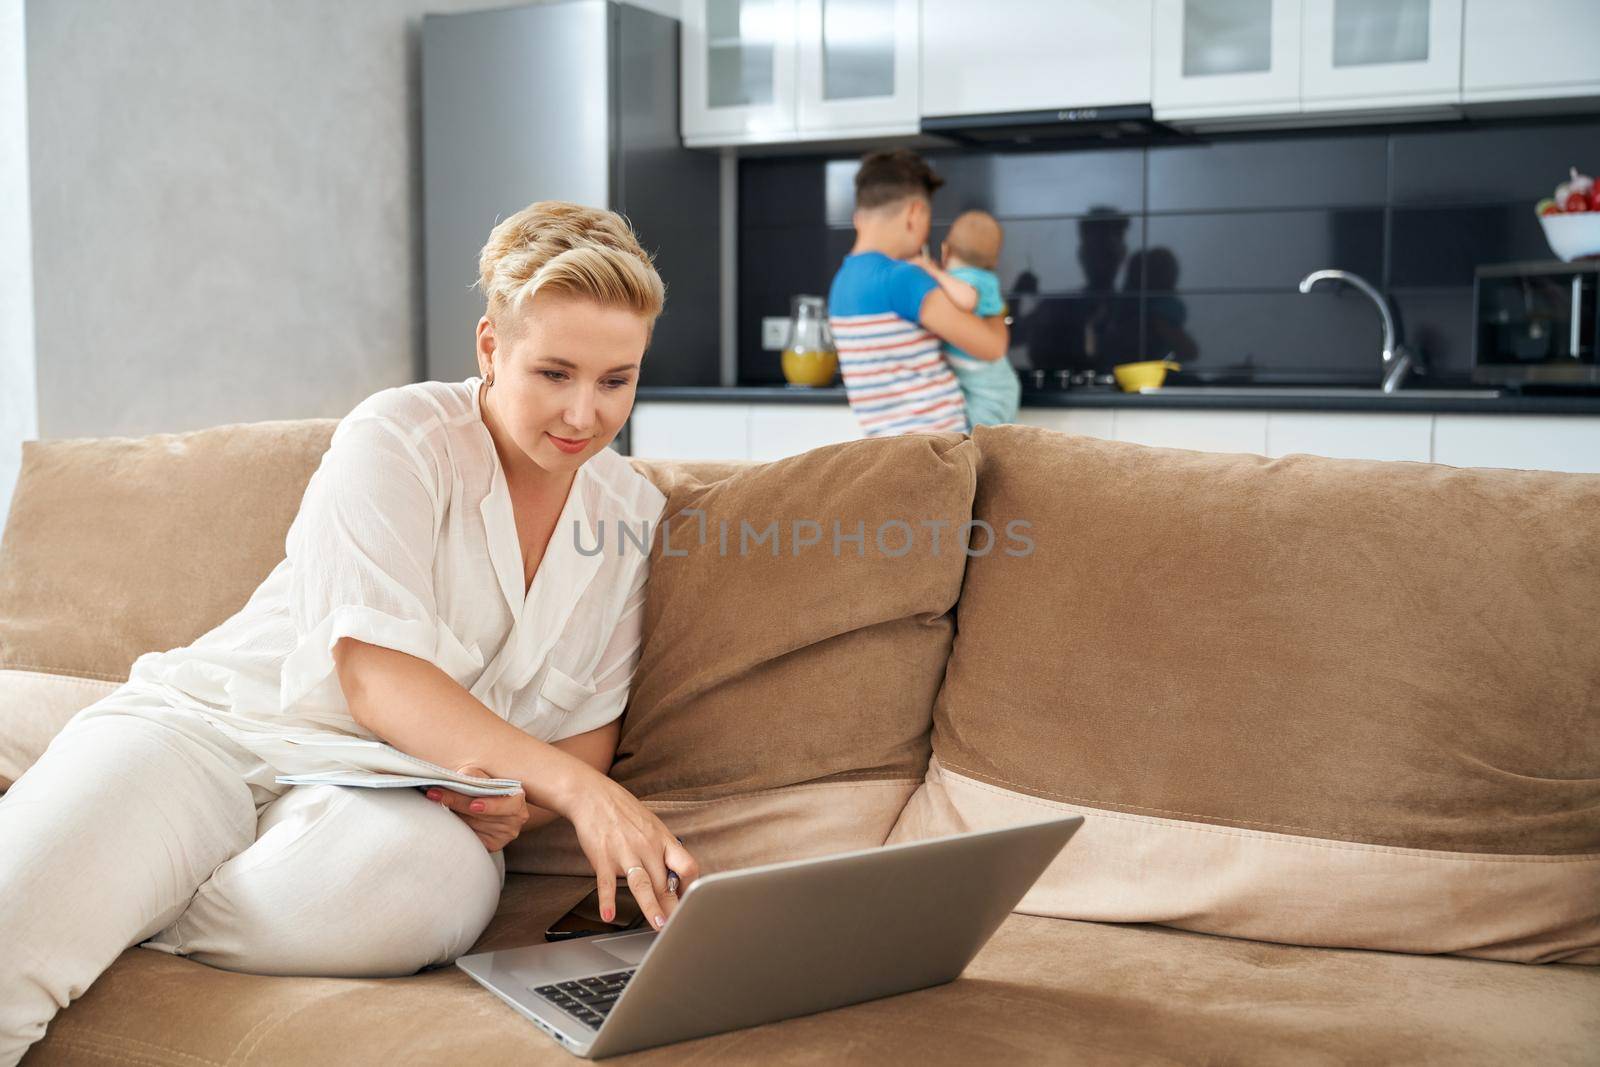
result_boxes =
[485,369,495,388]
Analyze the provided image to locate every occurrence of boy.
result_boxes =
[914,210,1019,427]
[827,149,1008,437]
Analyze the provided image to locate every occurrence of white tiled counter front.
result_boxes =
[630,401,1600,473]
[629,402,862,461]
[1432,415,1600,474]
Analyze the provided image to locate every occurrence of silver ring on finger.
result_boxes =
[624,865,646,879]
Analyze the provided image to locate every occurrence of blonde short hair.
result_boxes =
[477,200,665,330]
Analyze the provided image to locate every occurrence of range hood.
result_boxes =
[920,103,1183,147]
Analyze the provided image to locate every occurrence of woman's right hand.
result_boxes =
[562,769,699,932]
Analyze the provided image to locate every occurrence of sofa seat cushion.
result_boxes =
[895,425,1600,963]
[25,874,1599,1065]
[508,436,978,875]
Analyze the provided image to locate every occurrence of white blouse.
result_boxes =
[116,376,666,777]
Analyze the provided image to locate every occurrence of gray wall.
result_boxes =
[4,0,678,517]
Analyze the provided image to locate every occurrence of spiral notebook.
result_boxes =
[270,734,524,797]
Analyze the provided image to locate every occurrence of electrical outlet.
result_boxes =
[762,317,791,351]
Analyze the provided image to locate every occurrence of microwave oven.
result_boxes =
[1472,260,1599,387]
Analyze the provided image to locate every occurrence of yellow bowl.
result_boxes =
[1113,360,1182,392]
[782,348,839,387]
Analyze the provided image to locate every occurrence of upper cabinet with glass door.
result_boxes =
[795,0,918,136]
[682,0,799,145]
[1301,0,1462,111]
[681,0,915,146]
[1153,0,1303,121]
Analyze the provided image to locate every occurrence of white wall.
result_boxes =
[0,0,36,528]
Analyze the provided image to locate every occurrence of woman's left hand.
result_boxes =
[425,764,532,853]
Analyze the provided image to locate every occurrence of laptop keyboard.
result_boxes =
[532,969,635,1029]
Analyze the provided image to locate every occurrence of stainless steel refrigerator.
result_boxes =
[422,0,720,385]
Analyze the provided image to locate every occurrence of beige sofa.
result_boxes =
[1,418,1596,1065]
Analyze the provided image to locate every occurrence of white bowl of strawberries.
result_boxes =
[1536,167,1600,261]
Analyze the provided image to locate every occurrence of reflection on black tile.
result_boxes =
[1151,292,1400,382]
[1390,204,1553,287]
[931,214,1144,295]
[1148,133,1387,212]
[824,159,859,226]
[1146,209,1384,291]
[1391,288,1475,382]
[1390,118,1600,205]
[1008,295,1142,372]
[927,146,1145,219]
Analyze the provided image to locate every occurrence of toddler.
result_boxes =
[914,210,1019,426]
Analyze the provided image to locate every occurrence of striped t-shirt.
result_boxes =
[827,251,969,436]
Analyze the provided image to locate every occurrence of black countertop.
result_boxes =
[635,385,1600,416]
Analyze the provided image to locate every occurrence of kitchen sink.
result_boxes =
[1144,387,1503,399]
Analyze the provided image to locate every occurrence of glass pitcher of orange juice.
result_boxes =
[781,295,838,387]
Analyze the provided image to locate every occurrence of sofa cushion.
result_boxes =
[507,435,977,875]
[23,873,1600,1065]
[0,671,120,791]
[0,420,338,787]
[890,425,1600,964]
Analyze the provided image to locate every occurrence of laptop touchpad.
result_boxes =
[594,932,654,966]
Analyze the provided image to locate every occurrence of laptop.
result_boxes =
[455,816,1082,1059]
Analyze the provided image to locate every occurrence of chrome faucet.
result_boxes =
[1298,269,1421,393]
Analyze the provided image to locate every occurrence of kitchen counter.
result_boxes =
[635,385,1600,416]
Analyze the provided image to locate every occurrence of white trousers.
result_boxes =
[0,689,506,1067]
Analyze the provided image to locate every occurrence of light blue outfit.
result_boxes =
[941,266,1021,426]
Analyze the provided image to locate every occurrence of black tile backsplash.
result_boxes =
[1147,133,1388,212]
[1389,117,1600,206]
[1149,292,1410,381]
[1010,295,1142,370]
[1144,209,1384,290]
[989,214,1144,295]
[738,116,1600,385]
[1389,204,1553,287]
[929,147,1146,220]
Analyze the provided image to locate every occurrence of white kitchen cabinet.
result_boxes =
[1114,410,1271,454]
[1462,0,1600,105]
[682,0,914,146]
[631,402,1600,474]
[1015,409,1118,439]
[630,401,864,460]
[1265,412,1432,461]
[920,0,1153,117]
[747,403,863,458]
[629,402,752,459]
[796,0,919,134]
[682,0,799,145]
[1152,0,1303,120]
[1431,415,1600,474]
[1300,0,1462,109]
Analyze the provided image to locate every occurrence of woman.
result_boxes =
[0,201,697,1065]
